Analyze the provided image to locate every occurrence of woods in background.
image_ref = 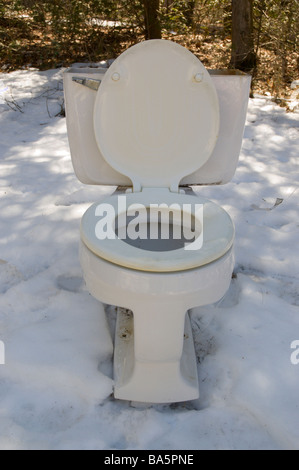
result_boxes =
[0,0,298,98]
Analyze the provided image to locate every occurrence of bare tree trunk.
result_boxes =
[143,0,161,40]
[230,0,256,72]
[184,0,196,27]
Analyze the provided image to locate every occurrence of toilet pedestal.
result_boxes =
[114,304,199,403]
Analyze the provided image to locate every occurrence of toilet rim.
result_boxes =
[80,189,235,272]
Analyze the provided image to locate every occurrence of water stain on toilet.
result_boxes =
[117,308,133,341]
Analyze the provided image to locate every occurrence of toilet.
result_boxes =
[63,39,251,403]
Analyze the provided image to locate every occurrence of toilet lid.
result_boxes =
[93,40,220,192]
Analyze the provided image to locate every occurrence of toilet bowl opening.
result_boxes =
[114,206,202,252]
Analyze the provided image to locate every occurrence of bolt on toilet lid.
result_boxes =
[93,40,220,192]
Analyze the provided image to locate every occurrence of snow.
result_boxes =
[0,67,299,450]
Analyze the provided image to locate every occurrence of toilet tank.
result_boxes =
[63,67,251,187]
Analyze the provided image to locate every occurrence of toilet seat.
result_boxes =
[80,189,234,272]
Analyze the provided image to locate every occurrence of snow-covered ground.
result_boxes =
[0,67,298,450]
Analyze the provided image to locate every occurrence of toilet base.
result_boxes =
[80,241,234,404]
[113,308,199,404]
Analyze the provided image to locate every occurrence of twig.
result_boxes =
[5,90,24,113]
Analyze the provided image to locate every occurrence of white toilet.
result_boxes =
[63,39,251,404]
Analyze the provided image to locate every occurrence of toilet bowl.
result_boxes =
[80,188,234,272]
[63,39,251,403]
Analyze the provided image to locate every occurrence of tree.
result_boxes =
[142,0,162,39]
[230,0,256,72]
